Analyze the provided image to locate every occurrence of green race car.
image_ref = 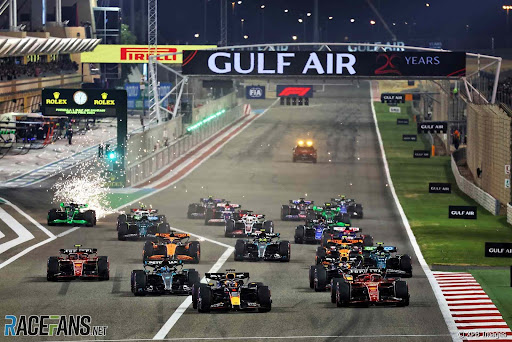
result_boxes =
[48,203,97,227]
[307,203,351,225]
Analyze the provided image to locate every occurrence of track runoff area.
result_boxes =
[0,49,473,341]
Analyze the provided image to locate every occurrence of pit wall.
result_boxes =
[125,102,243,186]
[192,92,237,123]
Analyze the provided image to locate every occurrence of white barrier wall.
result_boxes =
[451,155,500,215]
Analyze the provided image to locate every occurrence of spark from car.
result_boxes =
[52,160,113,218]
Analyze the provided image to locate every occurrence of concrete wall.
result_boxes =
[466,104,511,209]
[126,116,183,166]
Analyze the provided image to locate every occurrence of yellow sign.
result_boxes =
[81,44,217,64]
[94,92,115,105]
[46,92,67,105]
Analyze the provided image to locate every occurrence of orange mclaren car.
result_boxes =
[143,232,200,264]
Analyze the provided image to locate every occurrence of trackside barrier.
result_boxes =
[126,105,243,186]
[507,203,512,225]
[451,152,500,215]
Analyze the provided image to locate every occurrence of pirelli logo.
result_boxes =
[120,47,178,62]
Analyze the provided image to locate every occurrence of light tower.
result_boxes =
[148,0,160,122]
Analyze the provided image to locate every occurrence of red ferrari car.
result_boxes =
[333,272,409,307]
[293,140,317,163]
[47,245,109,281]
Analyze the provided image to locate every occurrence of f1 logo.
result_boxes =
[277,86,313,97]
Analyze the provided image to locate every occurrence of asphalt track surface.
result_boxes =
[0,83,451,341]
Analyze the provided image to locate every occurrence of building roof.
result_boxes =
[0,35,101,58]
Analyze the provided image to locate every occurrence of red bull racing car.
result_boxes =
[47,245,109,281]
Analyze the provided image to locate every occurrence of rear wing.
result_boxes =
[131,208,158,213]
[60,246,97,254]
[144,259,182,267]
[363,246,397,253]
[201,198,225,203]
[155,233,190,241]
[290,199,314,205]
[217,203,241,208]
[349,267,383,275]
[205,271,250,280]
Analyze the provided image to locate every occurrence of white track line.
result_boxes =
[0,206,35,254]
[0,230,4,239]
[369,82,461,342]
[56,226,81,238]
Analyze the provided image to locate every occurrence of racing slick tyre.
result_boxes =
[263,220,274,233]
[315,247,326,264]
[234,240,245,261]
[98,256,109,280]
[314,265,328,292]
[47,209,58,226]
[395,280,409,306]
[312,158,317,164]
[336,281,351,307]
[131,270,147,296]
[47,257,59,281]
[294,226,305,244]
[197,286,212,313]
[143,241,154,261]
[204,209,213,226]
[355,204,363,219]
[279,241,291,262]
[281,205,289,221]
[306,210,317,222]
[331,278,343,303]
[225,220,235,237]
[363,235,374,247]
[84,210,96,227]
[157,222,171,234]
[257,286,272,312]
[187,269,200,289]
[248,282,264,288]
[188,241,201,264]
[321,233,330,248]
[292,157,297,162]
[187,204,197,219]
[117,214,127,229]
[309,266,316,289]
[399,254,412,277]
[118,223,128,241]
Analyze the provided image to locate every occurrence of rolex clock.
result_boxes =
[73,91,88,105]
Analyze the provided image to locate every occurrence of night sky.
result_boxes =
[153,0,509,50]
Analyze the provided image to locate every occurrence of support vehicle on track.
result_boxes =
[224,211,274,237]
[131,259,200,296]
[293,140,317,163]
[143,232,201,263]
[234,231,290,262]
[47,203,96,227]
[192,270,272,313]
[47,245,109,281]
[333,271,410,307]
[281,198,314,221]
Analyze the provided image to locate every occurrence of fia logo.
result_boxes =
[249,88,262,97]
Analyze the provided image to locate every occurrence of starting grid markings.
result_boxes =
[432,271,512,341]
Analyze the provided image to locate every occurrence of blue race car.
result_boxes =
[363,243,412,277]
[294,220,328,244]
[234,231,291,262]
[281,198,314,221]
[331,196,364,219]
[117,207,170,240]
[131,259,200,296]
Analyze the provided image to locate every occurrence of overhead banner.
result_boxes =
[181,51,466,77]
[41,88,127,117]
[81,45,217,64]
[276,85,313,98]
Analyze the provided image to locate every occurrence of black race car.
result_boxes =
[192,270,271,313]
[187,197,226,219]
[280,198,314,221]
[131,259,200,296]
[117,207,170,240]
[234,232,291,262]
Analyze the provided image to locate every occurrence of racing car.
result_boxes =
[117,207,170,241]
[295,220,357,244]
[143,232,201,263]
[320,230,373,248]
[333,271,409,307]
[187,196,226,219]
[306,203,351,225]
[315,240,366,265]
[281,198,314,221]
[192,270,271,313]
[47,245,109,281]
[309,257,372,293]
[363,243,413,277]
[331,195,364,219]
[47,203,96,227]
[234,231,290,262]
[293,140,317,163]
[131,258,200,296]
[224,211,274,237]
[204,202,243,225]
